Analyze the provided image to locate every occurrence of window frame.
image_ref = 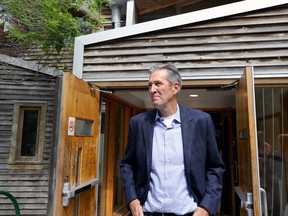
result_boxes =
[9,101,47,169]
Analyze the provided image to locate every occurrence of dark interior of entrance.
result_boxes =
[100,86,288,216]
[114,87,237,216]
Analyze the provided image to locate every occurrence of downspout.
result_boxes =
[111,4,121,28]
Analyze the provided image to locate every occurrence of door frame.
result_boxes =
[235,67,261,215]
[49,72,288,215]
[91,75,288,216]
[98,93,143,216]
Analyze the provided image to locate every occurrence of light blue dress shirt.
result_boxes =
[143,105,197,215]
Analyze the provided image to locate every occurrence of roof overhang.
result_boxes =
[0,54,63,77]
[73,0,288,79]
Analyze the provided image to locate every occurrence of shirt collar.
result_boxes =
[155,104,181,123]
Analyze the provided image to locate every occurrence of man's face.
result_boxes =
[148,69,179,109]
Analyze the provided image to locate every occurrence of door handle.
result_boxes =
[62,178,99,207]
[234,186,253,216]
[260,188,268,216]
[234,160,238,183]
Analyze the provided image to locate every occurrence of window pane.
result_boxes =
[21,110,38,156]
[76,119,93,136]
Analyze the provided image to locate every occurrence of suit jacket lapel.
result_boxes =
[180,106,195,168]
[143,109,157,176]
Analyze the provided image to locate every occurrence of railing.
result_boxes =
[0,190,20,216]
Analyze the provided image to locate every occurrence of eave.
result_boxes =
[0,54,63,77]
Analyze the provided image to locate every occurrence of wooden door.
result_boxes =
[235,67,261,215]
[55,72,101,215]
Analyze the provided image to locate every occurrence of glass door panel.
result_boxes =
[97,96,134,216]
[255,87,288,216]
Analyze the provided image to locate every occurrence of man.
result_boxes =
[120,63,225,216]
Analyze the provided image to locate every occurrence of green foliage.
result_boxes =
[1,0,111,54]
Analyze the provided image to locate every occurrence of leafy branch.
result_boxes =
[1,0,111,56]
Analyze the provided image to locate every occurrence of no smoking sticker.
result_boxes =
[68,117,75,136]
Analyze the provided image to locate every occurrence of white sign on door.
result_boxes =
[68,117,75,136]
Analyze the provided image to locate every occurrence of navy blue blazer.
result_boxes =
[120,105,225,215]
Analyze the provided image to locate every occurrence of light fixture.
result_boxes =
[189,94,199,97]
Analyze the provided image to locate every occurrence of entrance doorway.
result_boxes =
[102,88,235,215]
[55,72,288,216]
[84,72,288,216]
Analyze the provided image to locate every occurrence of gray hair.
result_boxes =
[148,62,182,90]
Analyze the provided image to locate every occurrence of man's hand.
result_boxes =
[129,199,144,216]
[193,207,210,216]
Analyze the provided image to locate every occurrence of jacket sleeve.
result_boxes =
[119,118,138,206]
[199,115,225,215]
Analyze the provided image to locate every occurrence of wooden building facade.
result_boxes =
[0,54,62,215]
[1,0,288,215]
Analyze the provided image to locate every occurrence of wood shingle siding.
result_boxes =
[81,4,288,82]
[0,59,60,216]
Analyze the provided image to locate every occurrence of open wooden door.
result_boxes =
[235,67,262,215]
[54,72,101,215]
